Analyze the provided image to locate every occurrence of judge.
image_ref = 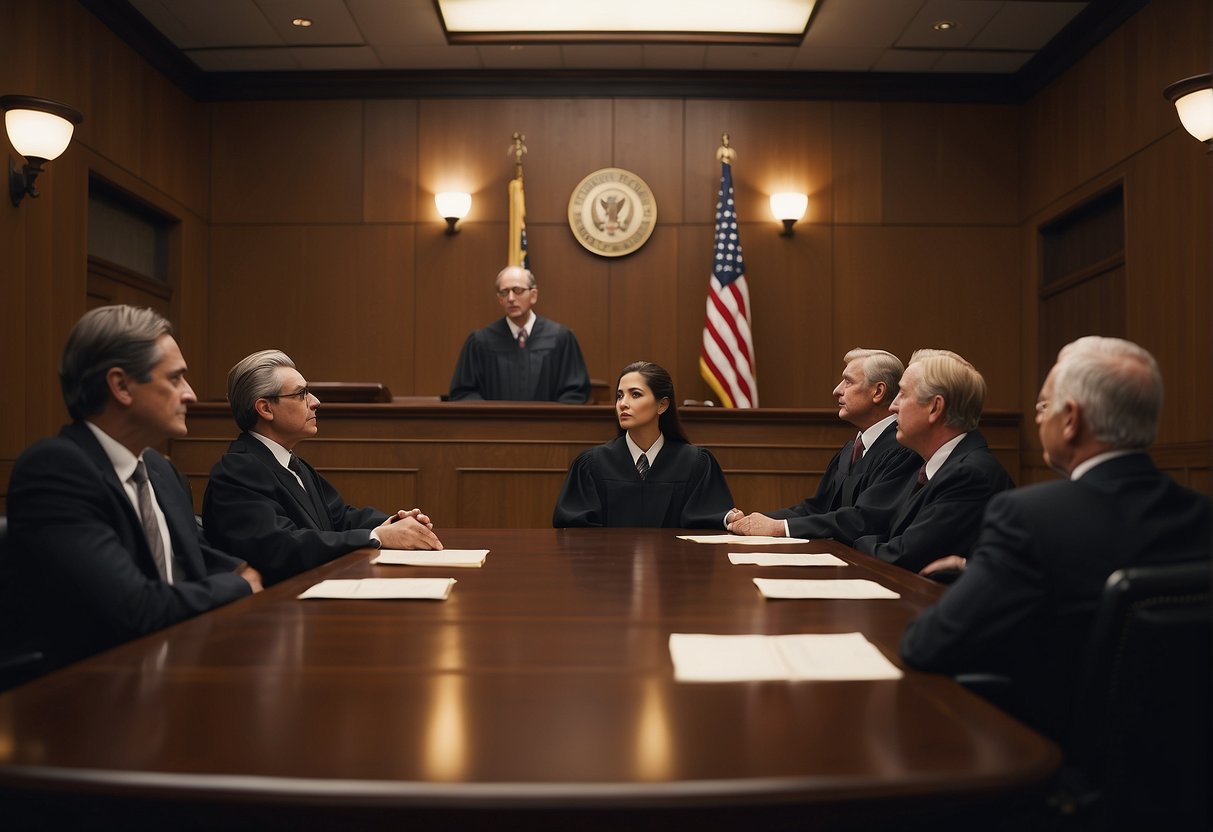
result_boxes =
[553,361,733,528]
[449,265,591,403]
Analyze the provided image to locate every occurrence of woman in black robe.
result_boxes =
[552,361,733,528]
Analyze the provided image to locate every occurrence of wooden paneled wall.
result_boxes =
[204,96,1023,417]
[2,0,1209,513]
[1017,0,1211,491]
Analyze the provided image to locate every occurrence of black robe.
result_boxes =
[553,435,733,529]
[449,316,591,403]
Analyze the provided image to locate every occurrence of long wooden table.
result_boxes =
[0,529,1058,829]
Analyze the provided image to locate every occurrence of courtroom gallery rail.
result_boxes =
[0,528,1057,831]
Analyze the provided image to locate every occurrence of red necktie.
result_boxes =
[913,465,928,492]
[517,329,527,349]
[850,434,864,465]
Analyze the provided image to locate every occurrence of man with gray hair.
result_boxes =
[203,349,443,586]
[902,336,1210,744]
[3,305,262,677]
[727,348,920,538]
[449,265,591,403]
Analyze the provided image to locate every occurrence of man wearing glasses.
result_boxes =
[203,350,443,586]
[448,265,591,403]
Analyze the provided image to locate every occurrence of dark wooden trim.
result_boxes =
[87,256,172,300]
[1038,252,1126,300]
[75,0,206,100]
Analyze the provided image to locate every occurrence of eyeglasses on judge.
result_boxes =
[496,286,534,298]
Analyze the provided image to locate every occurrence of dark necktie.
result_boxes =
[850,434,864,465]
[636,453,649,480]
[130,460,169,582]
[913,465,929,492]
[287,455,307,491]
[517,328,527,349]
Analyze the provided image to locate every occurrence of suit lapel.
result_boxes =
[295,459,334,531]
[239,433,326,529]
[145,456,199,580]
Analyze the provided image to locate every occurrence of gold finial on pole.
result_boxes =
[510,132,527,180]
[716,132,736,164]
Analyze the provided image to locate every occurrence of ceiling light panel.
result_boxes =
[437,0,817,41]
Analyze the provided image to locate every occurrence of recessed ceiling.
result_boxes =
[123,0,1087,75]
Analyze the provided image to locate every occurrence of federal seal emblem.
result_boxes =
[567,167,657,258]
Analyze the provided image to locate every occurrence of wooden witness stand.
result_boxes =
[168,396,1022,527]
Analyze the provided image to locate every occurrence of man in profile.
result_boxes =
[901,337,1211,741]
[3,305,262,675]
[727,347,920,537]
[449,265,591,403]
[203,349,443,586]
[736,349,1013,573]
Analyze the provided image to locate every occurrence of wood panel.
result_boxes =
[208,224,416,398]
[170,402,1022,529]
[881,103,1019,226]
[831,102,883,225]
[833,226,1022,411]
[363,99,418,223]
[139,66,210,218]
[210,100,365,224]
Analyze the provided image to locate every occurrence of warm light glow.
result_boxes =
[438,0,814,36]
[292,18,313,27]
[435,191,472,220]
[769,192,808,222]
[932,21,956,31]
[1174,87,1213,143]
[4,108,76,161]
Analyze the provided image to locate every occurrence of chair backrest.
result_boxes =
[1069,560,1211,828]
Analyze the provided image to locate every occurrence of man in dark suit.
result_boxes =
[3,306,262,675]
[901,337,1211,743]
[203,350,443,586]
[726,347,920,537]
[448,265,591,403]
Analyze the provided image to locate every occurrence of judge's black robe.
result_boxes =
[449,316,590,403]
[553,435,733,529]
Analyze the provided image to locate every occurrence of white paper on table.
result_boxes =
[298,578,455,600]
[752,578,899,600]
[669,632,903,682]
[728,552,847,567]
[372,549,489,568]
[677,534,812,545]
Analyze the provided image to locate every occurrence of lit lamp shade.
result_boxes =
[1164,74,1213,146]
[769,192,808,222]
[2,96,83,161]
[435,191,472,220]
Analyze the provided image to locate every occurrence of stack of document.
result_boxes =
[372,549,489,567]
[298,578,456,600]
[669,632,903,682]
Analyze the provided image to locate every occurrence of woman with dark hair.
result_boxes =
[553,361,733,528]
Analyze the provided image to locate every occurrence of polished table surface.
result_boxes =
[0,529,1059,827]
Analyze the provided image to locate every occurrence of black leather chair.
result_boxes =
[1060,560,1211,829]
[0,515,46,690]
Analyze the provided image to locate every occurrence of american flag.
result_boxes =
[699,159,758,408]
[508,174,529,270]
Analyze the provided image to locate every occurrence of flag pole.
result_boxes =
[508,133,529,269]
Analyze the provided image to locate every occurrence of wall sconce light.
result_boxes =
[770,192,808,237]
[1164,74,1213,152]
[2,95,84,207]
[435,191,471,234]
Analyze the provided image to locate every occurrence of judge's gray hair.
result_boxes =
[1052,336,1161,449]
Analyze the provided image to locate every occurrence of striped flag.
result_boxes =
[700,159,758,407]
